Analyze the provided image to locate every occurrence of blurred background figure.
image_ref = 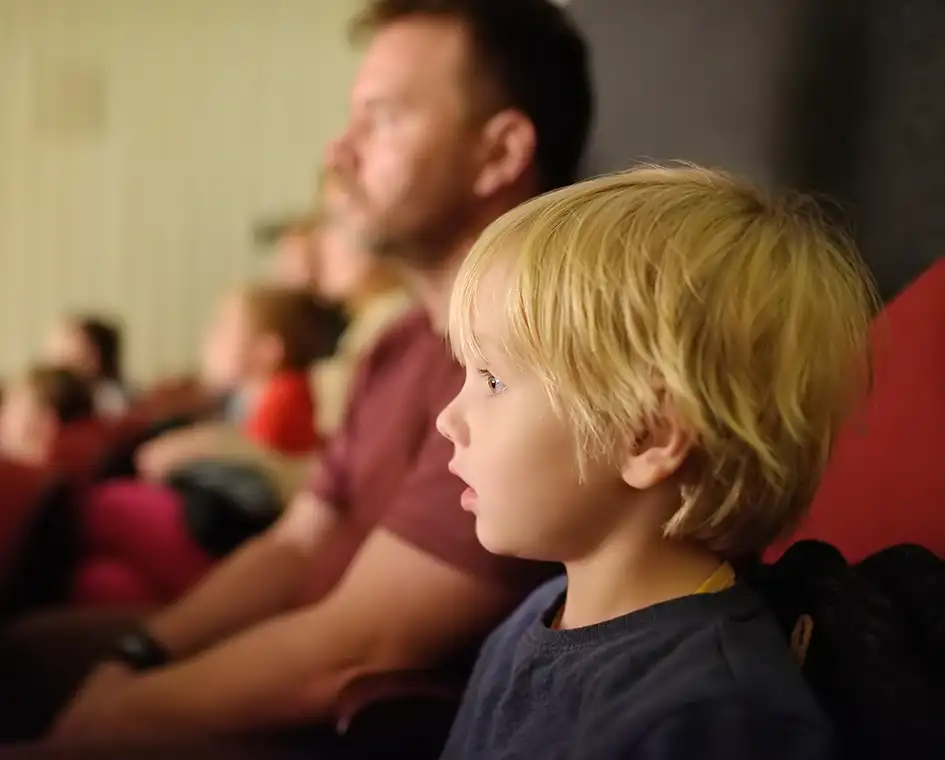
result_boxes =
[255,214,321,290]
[0,365,95,467]
[44,315,130,418]
[139,283,328,482]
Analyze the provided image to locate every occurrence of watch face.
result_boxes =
[123,635,147,656]
[116,631,167,671]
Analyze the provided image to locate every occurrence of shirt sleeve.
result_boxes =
[379,421,557,594]
[628,701,836,760]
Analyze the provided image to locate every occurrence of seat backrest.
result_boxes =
[753,540,945,759]
[767,259,945,561]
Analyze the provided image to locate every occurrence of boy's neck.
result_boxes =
[559,534,725,630]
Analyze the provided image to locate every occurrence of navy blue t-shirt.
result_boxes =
[440,576,835,760]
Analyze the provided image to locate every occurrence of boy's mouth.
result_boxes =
[460,486,478,511]
[449,461,478,511]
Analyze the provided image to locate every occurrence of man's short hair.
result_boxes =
[351,0,593,192]
[449,165,879,557]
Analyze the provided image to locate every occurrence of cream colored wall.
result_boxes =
[0,0,360,383]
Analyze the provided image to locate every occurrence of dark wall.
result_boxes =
[570,0,945,301]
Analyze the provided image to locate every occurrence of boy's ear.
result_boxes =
[620,412,694,490]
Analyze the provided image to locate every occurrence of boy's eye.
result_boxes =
[477,369,506,395]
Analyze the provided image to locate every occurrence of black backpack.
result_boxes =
[746,541,945,760]
[166,459,284,558]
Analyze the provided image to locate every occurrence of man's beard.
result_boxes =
[358,221,463,268]
[348,201,474,269]
[326,171,473,267]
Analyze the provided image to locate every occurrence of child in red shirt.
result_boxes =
[199,284,324,455]
[73,285,330,606]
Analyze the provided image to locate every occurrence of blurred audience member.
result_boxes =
[0,365,94,466]
[71,286,335,608]
[45,315,130,417]
[257,215,320,290]
[138,284,329,482]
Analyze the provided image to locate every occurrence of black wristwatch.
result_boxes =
[112,629,170,672]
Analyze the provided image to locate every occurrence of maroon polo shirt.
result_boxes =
[301,308,554,604]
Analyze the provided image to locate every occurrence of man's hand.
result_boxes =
[49,663,138,743]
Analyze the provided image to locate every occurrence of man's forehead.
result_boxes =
[353,17,472,99]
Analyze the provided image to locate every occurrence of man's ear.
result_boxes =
[473,109,537,199]
[620,415,694,491]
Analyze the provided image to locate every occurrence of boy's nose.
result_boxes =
[436,396,465,446]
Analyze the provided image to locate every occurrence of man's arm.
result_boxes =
[147,490,336,658]
[61,529,522,738]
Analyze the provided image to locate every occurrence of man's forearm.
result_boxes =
[147,493,335,658]
[122,602,373,737]
[69,530,521,741]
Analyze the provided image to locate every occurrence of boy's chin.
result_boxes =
[474,520,543,561]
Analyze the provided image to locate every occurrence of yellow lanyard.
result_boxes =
[551,562,735,630]
[696,561,736,594]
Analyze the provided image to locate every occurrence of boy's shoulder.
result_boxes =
[445,580,835,760]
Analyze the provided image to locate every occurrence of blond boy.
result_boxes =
[436,166,876,760]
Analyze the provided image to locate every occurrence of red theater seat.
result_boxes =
[768,258,945,562]
[51,419,139,488]
[0,460,58,603]
[0,459,71,614]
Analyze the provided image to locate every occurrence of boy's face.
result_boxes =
[436,280,629,563]
[202,292,286,392]
[200,293,258,392]
[0,381,54,465]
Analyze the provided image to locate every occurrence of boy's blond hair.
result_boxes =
[449,165,878,556]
